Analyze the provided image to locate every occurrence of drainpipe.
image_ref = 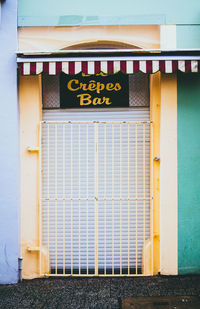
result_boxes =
[18,257,23,282]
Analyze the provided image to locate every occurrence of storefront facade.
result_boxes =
[17,23,180,278]
[0,0,197,282]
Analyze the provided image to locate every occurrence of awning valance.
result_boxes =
[18,57,200,75]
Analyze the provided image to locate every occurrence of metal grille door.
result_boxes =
[40,111,153,276]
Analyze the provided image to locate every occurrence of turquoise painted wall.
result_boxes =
[177,25,200,49]
[178,73,200,274]
[18,0,200,26]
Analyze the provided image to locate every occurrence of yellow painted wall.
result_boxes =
[18,25,160,51]
[160,74,177,275]
[19,74,161,278]
[19,25,161,278]
[19,75,42,279]
[159,24,177,275]
[150,73,161,275]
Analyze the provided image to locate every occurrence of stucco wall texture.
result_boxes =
[0,0,19,284]
[18,0,200,26]
[178,73,200,274]
[16,0,200,278]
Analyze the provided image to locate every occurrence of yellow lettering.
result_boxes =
[88,80,97,91]
[67,79,80,91]
[68,78,121,95]
[79,83,89,91]
[77,93,92,105]
[96,82,105,94]
[81,72,90,77]
[96,72,107,77]
[104,97,112,105]
[106,83,115,91]
[114,83,122,91]
[93,97,103,105]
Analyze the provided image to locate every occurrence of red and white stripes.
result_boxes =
[20,60,200,75]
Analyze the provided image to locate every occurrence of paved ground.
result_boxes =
[0,275,200,309]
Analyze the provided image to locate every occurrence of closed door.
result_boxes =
[41,109,152,276]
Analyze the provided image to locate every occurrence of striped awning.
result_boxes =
[18,58,200,75]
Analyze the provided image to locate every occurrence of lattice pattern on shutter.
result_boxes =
[42,74,60,109]
[129,73,149,107]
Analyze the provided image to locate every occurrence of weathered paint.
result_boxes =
[18,25,160,51]
[160,27,178,275]
[0,1,19,284]
[20,74,160,278]
[19,75,42,279]
[178,72,200,274]
[150,72,161,275]
[19,28,161,278]
[177,25,200,49]
[160,74,178,275]
[18,14,166,27]
[18,0,200,27]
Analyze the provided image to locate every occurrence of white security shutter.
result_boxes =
[42,109,151,275]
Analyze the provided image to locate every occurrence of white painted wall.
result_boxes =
[160,25,176,50]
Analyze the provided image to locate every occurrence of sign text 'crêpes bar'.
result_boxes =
[60,72,129,108]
